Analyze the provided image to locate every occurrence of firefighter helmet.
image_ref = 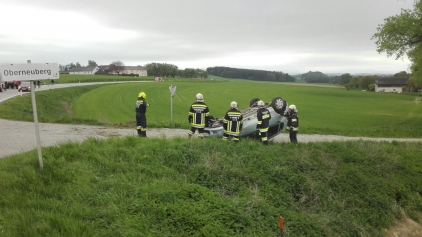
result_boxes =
[138,92,146,99]
[230,101,237,108]
[196,93,204,100]
[289,104,297,112]
[257,100,265,106]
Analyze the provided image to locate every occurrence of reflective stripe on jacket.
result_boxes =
[223,108,243,135]
[189,101,210,128]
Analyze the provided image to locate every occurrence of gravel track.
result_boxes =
[1,118,421,159]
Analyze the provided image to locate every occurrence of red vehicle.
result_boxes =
[5,80,21,89]
[18,82,31,92]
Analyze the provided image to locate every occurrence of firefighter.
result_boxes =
[222,101,243,142]
[256,100,271,145]
[285,104,299,143]
[188,93,210,138]
[135,92,149,137]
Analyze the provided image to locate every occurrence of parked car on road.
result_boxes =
[204,96,289,140]
[18,82,31,92]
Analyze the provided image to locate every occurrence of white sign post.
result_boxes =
[0,62,60,169]
[169,85,177,123]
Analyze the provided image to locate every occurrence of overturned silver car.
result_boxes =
[204,97,289,139]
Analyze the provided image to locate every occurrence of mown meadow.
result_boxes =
[0,76,421,138]
[0,75,421,236]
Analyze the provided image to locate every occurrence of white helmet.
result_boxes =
[230,101,237,108]
[289,104,297,112]
[257,100,265,106]
[196,93,203,100]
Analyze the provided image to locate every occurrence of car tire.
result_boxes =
[249,98,260,107]
[271,96,287,114]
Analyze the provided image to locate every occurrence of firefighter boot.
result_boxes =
[142,131,147,138]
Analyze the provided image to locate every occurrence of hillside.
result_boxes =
[1,137,421,236]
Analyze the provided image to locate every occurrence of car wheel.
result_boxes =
[249,98,260,107]
[271,96,287,114]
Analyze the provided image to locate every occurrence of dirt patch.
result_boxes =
[60,101,74,116]
[385,213,422,237]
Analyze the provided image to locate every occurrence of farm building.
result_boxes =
[69,66,99,75]
[97,65,147,76]
[374,77,408,93]
[120,66,147,76]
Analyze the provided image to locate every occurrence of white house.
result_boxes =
[120,66,147,76]
[374,77,408,93]
[69,66,99,75]
[97,65,147,76]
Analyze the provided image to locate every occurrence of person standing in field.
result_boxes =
[135,92,149,137]
[256,100,271,145]
[188,93,210,138]
[285,104,299,143]
[37,80,41,88]
[222,101,243,142]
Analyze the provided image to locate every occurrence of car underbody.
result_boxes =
[204,97,289,140]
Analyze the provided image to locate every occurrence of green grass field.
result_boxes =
[1,138,421,236]
[1,77,421,137]
[1,75,422,236]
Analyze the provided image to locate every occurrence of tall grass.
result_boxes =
[0,138,421,236]
[1,80,421,138]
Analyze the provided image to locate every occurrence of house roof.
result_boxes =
[375,77,408,85]
[69,66,98,72]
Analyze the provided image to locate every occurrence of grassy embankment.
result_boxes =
[0,137,421,236]
[0,78,421,138]
[0,75,421,236]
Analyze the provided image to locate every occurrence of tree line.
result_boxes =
[206,66,295,82]
[299,71,416,91]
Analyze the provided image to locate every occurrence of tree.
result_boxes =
[372,0,422,84]
[88,60,98,67]
[393,71,409,78]
[301,71,329,83]
[341,73,353,85]
[110,61,125,74]
[66,62,77,71]
[75,62,82,67]
[357,75,379,90]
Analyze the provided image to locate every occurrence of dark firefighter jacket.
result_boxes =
[223,108,243,135]
[135,98,149,113]
[286,112,299,132]
[257,107,271,131]
[188,101,210,128]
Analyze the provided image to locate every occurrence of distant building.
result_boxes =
[97,65,147,76]
[69,66,99,75]
[374,77,408,93]
[120,66,147,76]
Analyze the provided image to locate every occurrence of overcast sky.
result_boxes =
[0,0,415,74]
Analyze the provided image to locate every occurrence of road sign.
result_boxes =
[169,85,177,97]
[169,85,177,123]
[0,63,59,81]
